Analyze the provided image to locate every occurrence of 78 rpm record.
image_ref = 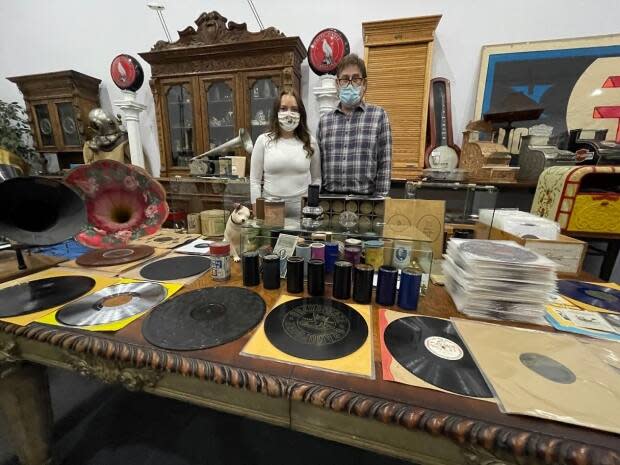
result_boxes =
[459,240,539,264]
[264,297,368,361]
[76,245,154,267]
[56,282,167,327]
[384,316,492,398]
[140,256,210,281]
[558,280,620,312]
[0,276,96,318]
[142,287,266,350]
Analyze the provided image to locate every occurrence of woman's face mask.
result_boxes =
[278,110,300,132]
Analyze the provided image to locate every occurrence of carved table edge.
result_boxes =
[1,322,618,465]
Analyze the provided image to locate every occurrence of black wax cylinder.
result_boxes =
[262,254,281,290]
[307,259,325,296]
[376,265,398,306]
[333,261,352,300]
[353,264,374,304]
[242,251,260,287]
[307,184,320,207]
[286,256,304,294]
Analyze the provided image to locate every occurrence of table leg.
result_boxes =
[0,362,53,465]
[600,239,620,281]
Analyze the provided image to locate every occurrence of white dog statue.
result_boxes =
[224,203,251,262]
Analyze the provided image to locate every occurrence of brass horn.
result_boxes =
[191,128,253,161]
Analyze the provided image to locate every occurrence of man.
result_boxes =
[317,53,392,197]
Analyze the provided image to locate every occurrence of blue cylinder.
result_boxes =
[398,267,422,310]
[324,242,339,274]
[376,266,398,306]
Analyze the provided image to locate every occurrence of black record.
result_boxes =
[140,256,210,281]
[384,316,492,398]
[264,297,368,361]
[142,287,266,350]
[0,276,96,318]
[558,280,620,312]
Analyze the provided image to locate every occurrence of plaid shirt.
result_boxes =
[317,102,392,196]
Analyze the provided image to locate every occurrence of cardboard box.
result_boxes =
[475,224,587,276]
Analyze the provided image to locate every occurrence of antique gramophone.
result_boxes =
[189,129,253,176]
[517,124,577,181]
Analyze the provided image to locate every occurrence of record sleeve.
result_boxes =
[242,295,374,378]
[557,280,620,313]
[175,238,214,255]
[454,319,620,434]
[379,310,494,400]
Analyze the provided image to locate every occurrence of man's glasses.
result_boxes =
[337,77,364,87]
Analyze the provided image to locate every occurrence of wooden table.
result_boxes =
[0,263,618,465]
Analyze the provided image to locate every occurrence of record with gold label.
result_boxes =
[264,297,368,361]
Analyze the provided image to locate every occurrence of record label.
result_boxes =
[265,297,368,361]
[424,336,463,361]
[519,353,576,384]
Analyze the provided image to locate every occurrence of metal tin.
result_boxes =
[210,241,231,281]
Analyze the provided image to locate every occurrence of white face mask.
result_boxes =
[278,110,300,132]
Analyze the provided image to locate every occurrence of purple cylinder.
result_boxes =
[310,242,325,261]
[344,246,361,265]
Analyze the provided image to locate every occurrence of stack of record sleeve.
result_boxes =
[443,239,557,324]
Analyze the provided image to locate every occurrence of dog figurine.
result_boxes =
[224,203,251,262]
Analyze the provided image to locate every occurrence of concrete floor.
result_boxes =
[0,367,411,465]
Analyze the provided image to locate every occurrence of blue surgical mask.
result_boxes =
[338,84,362,106]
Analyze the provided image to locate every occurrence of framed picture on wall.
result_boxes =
[473,34,620,146]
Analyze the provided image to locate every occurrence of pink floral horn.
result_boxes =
[65,160,169,249]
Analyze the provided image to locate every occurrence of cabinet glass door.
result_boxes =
[250,78,278,142]
[206,81,235,150]
[34,104,54,147]
[56,102,81,147]
[166,84,194,167]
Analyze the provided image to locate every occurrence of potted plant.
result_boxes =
[0,99,44,172]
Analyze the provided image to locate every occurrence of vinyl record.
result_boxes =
[264,297,368,361]
[384,316,493,398]
[76,245,154,267]
[558,280,620,313]
[56,282,166,327]
[0,276,96,318]
[460,240,539,264]
[139,256,210,281]
[142,287,266,350]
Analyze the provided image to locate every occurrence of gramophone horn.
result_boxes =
[0,177,86,246]
[65,159,169,248]
[191,128,254,161]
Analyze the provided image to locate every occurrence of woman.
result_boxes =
[250,89,321,219]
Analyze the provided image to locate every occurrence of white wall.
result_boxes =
[1,0,620,176]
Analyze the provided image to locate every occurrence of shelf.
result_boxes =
[251,123,269,127]
[209,125,234,129]
[171,126,193,130]
[208,99,234,104]
[251,97,276,101]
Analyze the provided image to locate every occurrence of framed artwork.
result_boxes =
[474,35,620,145]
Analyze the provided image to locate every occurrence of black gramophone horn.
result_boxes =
[0,176,87,246]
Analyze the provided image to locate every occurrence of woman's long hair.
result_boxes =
[267,88,314,157]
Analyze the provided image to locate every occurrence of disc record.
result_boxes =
[264,297,368,361]
[460,241,539,264]
[56,282,166,327]
[384,316,492,398]
[142,287,266,350]
[140,255,210,281]
[0,276,96,318]
[558,280,620,313]
[76,245,154,267]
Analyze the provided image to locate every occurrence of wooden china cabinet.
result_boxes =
[7,70,101,168]
[140,11,306,176]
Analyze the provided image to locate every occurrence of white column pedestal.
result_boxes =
[114,90,147,168]
[313,75,339,115]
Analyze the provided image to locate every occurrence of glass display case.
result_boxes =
[250,78,278,143]
[165,84,195,167]
[205,80,235,150]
